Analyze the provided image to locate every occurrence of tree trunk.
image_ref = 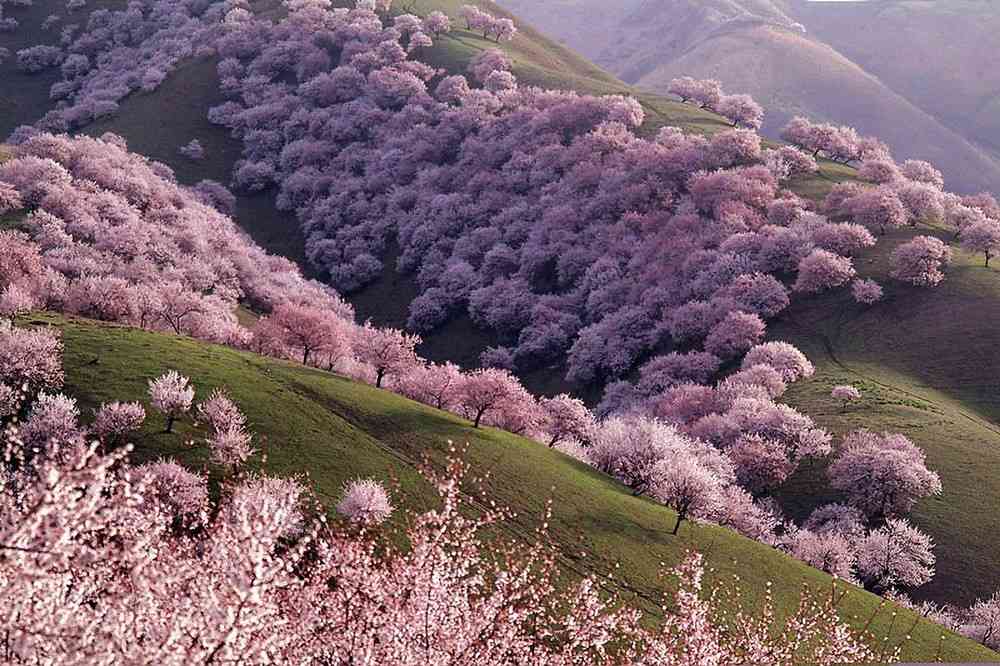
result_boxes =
[672,514,683,535]
[548,435,559,448]
[302,348,310,366]
[473,409,485,428]
[165,414,175,433]
[375,369,385,388]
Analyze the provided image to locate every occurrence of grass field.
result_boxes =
[768,223,1000,607]
[23,311,993,661]
[7,0,1000,621]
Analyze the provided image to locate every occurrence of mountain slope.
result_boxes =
[6,0,1000,616]
[32,311,998,662]
[496,0,1000,195]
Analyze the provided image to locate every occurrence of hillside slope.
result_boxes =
[496,0,1000,195]
[32,311,998,662]
[6,0,1000,617]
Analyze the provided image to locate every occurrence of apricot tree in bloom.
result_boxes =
[394,362,464,410]
[718,94,764,130]
[148,370,194,433]
[889,235,952,287]
[831,385,861,411]
[92,401,146,446]
[963,593,1000,650]
[828,431,942,521]
[741,341,815,383]
[961,221,1000,267]
[704,311,766,360]
[336,478,394,525]
[133,458,209,526]
[855,518,936,591]
[851,278,884,305]
[0,319,63,393]
[793,249,856,294]
[669,76,722,110]
[352,323,421,388]
[458,367,529,429]
[538,393,594,447]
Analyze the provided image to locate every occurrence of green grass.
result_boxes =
[21,311,994,662]
[9,0,1000,626]
[767,223,1000,607]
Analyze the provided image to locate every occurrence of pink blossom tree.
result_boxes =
[742,342,815,383]
[92,401,146,446]
[352,323,422,388]
[652,455,725,534]
[669,76,722,110]
[831,385,861,411]
[538,394,594,447]
[703,311,766,360]
[787,530,856,580]
[855,518,936,591]
[337,478,394,525]
[828,430,942,521]
[394,362,464,410]
[133,459,209,526]
[889,236,952,287]
[718,94,764,130]
[266,303,345,367]
[0,320,64,393]
[851,278,884,305]
[458,367,527,429]
[793,249,856,294]
[148,370,195,433]
[962,221,1000,267]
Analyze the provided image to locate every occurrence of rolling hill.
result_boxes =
[5,0,1000,640]
[30,310,998,662]
[495,0,1000,196]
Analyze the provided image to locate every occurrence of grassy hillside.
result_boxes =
[7,0,1000,617]
[25,311,996,662]
[497,0,1000,195]
[767,224,1000,607]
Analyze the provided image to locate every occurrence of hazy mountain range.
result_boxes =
[497,0,1000,195]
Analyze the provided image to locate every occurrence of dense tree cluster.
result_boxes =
[128,0,870,388]
[0,336,893,664]
[0,132,355,348]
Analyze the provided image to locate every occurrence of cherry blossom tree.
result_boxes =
[337,478,394,525]
[855,518,936,592]
[889,236,952,287]
[148,370,195,433]
[961,221,1000,267]
[831,385,861,411]
[0,320,64,393]
[538,394,594,447]
[178,139,204,160]
[352,323,422,388]
[828,430,942,521]
[793,249,856,294]
[457,367,527,429]
[851,278,884,305]
[92,401,146,446]
[742,341,814,383]
[704,311,766,360]
[718,94,764,130]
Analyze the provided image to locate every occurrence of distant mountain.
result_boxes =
[497,0,1000,195]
